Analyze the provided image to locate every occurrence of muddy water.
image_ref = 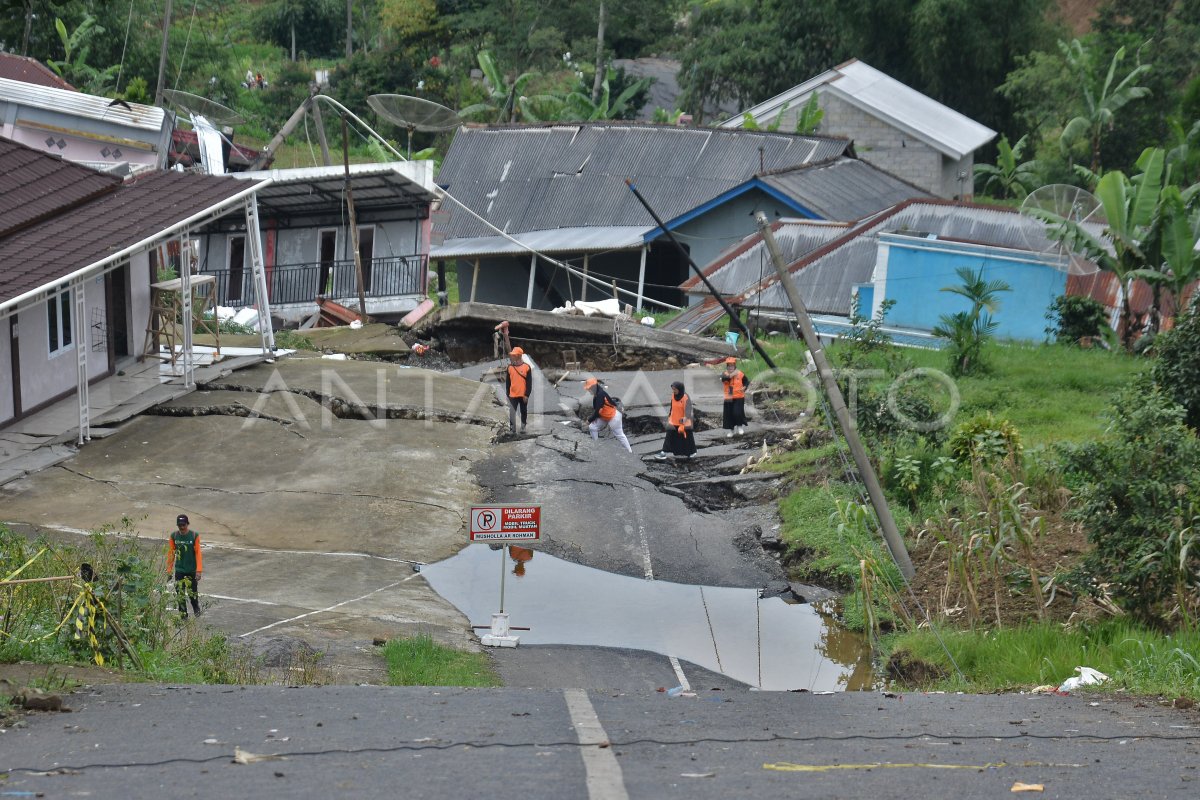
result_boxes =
[422,544,877,691]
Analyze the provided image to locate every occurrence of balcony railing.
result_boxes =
[205,255,427,308]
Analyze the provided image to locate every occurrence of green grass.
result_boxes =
[382,635,500,687]
[886,621,1200,698]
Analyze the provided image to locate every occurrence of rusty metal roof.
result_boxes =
[0,170,263,308]
[435,123,851,243]
[0,53,76,91]
[0,136,122,237]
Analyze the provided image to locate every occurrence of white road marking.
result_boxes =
[563,689,629,800]
[206,594,279,606]
[237,572,422,638]
[636,521,654,580]
[668,655,691,691]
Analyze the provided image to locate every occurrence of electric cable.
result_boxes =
[113,0,135,96]
[173,0,200,93]
[7,729,1197,774]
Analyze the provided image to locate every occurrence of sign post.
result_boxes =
[470,505,540,647]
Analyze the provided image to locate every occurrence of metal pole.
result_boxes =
[154,0,172,106]
[581,253,589,302]
[180,230,194,388]
[636,245,647,311]
[755,212,915,580]
[311,91,332,166]
[342,117,368,318]
[625,179,775,368]
[72,282,89,444]
[526,252,537,309]
[250,98,311,170]
[498,544,507,614]
[470,258,480,303]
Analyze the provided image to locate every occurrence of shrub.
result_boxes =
[1058,384,1200,624]
[1153,305,1200,430]
[1046,294,1109,343]
[948,412,1023,464]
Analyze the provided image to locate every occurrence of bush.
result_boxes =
[1058,384,1200,624]
[1153,305,1200,430]
[948,412,1023,464]
[1046,294,1109,343]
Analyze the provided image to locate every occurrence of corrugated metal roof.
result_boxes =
[759,157,929,220]
[435,123,851,241]
[0,137,121,237]
[431,226,647,259]
[721,59,996,159]
[0,171,262,307]
[739,200,1104,316]
[0,76,167,133]
[232,162,436,215]
[0,53,76,91]
[683,219,851,296]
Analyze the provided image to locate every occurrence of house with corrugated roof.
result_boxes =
[0,137,274,439]
[431,122,927,311]
[719,59,997,200]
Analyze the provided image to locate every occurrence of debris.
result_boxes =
[233,746,286,765]
[1030,685,1059,694]
[681,772,715,778]
[1010,782,1044,793]
[666,686,685,698]
[1058,667,1110,693]
[14,688,67,712]
[203,738,225,745]
[1174,697,1195,710]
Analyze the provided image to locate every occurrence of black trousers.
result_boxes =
[175,572,200,616]
[508,396,528,428]
[723,398,747,428]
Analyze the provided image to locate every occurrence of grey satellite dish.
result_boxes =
[1019,184,1107,275]
[162,89,245,127]
[367,94,462,157]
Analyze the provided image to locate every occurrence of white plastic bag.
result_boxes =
[1058,666,1110,693]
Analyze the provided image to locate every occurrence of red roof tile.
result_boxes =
[0,53,76,91]
[0,136,122,237]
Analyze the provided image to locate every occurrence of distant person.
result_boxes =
[167,514,203,619]
[244,69,254,89]
[506,346,532,435]
[721,357,750,437]
[256,72,265,90]
[584,378,632,453]
[656,381,696,460]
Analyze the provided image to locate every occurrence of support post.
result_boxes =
[180,231,194,389]
[526,252,537,310]
[581,253,589,302]
[436,260,447,307]
[636,245,647,311]
[71,281,89,445]
[342,117,367,318]
[244,197,276,353]
[755,212,915,580]
[249,98,311,170]
[470,258,480,303]
[310,90,332,166]
[153,0,172,106]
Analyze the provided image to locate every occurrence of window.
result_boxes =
[47,291,72,355]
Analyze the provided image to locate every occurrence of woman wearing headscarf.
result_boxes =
[655,381,696,460]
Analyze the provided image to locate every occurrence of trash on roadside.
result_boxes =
[1030,685,1059,694]
[411,342,429,355]
[1010,782,1044,793]
[681,772,715,778]
[1058,666,1110,693]
[666,686,685,698]
[233,747,286,765]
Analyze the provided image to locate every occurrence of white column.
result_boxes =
[581,253,589,302]
[526,252,537,310]
[244,197,276,353]
[180,229,194,388]
[635,245,648,312]
[72,281,89,444]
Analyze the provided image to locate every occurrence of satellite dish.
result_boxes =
[367,94,462,157]
[162,89,245,127]
[1019,184,1107,275]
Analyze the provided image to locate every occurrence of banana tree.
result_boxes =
[459,51,539,123]
[1059,40,1151,173]
[1154,185,1200,316]
[974,134,1040,200]
[557,67,650,121]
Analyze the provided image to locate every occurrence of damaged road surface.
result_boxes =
[0,357,508,677]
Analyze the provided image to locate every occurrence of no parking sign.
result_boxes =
[469,506,541,542]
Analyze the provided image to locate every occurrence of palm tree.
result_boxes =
[974,134,1040,200]
[1059,39,1151,173]
[932,267,1012,376]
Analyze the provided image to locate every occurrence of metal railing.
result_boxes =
[205,255,427,307]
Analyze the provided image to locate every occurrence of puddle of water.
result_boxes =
[422,544,876,691]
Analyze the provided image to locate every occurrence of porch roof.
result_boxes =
[233,162,436,216]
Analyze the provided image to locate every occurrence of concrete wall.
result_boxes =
[15,278,109,413]
[0,317,12,425]
[671,189,804,270]
[873,236,1066,341]
[129,251,152,359]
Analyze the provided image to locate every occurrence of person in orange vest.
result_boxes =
[505,346,532,435]
[584,378,632,452]
[721,356,750,437]
[655,381,696,460]
[508,545,534,577]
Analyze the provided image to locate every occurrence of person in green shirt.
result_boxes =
[168,514,203,618]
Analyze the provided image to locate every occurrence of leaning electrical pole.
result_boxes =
[154,0,173,106]
[755,212,915,580]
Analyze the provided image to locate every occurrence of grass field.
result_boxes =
[382,636,500,687]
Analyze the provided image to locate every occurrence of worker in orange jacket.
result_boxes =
[167,514,203,619]
[721,356,750,437]
[656,381,696,460]
[584,378,632,452]
[506,346,532,434]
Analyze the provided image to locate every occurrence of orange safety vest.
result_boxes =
[723,370,746,400]
[598,395,617,421]
[507,363,530,398]
[669,393,691,428]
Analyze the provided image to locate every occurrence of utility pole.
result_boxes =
[154,0,173,106]
[345,0,353,59]
[755,212,915,580]
[311,91,332,166]
[342,117,368,318]
[591,2,606,104]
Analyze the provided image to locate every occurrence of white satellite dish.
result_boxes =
[1019,184,1107,275]
[367,94,462,157]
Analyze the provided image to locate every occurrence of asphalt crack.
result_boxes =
[144,402,307,438]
